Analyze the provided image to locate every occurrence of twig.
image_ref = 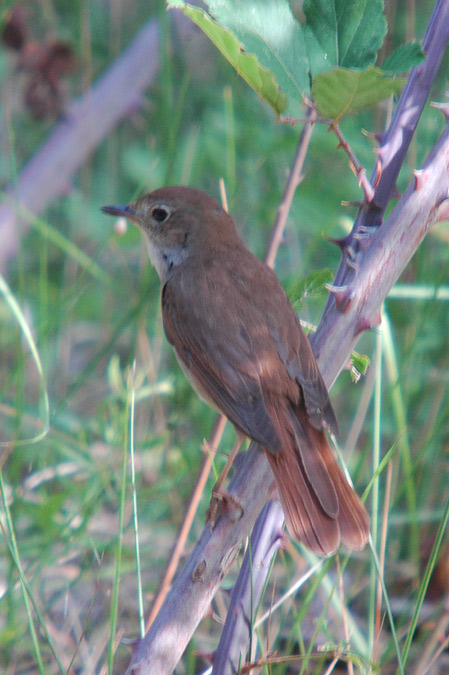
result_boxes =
[265,106,317,269]
[330,122,375,203]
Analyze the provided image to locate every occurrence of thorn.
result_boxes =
[346,259,358,271]
[325,283,355,312]
[356,316,372,334]
[356,312,382,334]
[324,234,351,251]
[353,229,374,242]
[356,224,379,234]
[353,224,379,249]
[341,200,364,208]
[363,128,386,145]
[345,250,358,270]
[374,159,382,188]
[372,311,382,327]
[431,101,449,120]
[346,245,357,262]
[414,168,431,190]
[361,128,376,139]
[128,637,142,654]
[325,282,349,294]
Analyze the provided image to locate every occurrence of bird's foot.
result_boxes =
[206,488,244,529]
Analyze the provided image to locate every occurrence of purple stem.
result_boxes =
[315,0,449,351]
[127,2,449,673]
[211,501,284,675]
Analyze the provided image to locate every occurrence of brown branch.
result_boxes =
[264,106,317,269]
[330,122,375,203]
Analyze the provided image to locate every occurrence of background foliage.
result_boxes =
[0,0,448,673]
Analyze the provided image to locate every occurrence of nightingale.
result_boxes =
[102,186,370,555]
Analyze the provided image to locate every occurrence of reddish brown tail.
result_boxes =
[265,405,370,555]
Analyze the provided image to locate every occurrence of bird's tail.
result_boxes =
[265,405,370,555]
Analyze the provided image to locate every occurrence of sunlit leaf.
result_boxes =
[312,66,405,121]
[168,1,289,115]
[303,0,387,77]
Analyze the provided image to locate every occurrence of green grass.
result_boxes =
[1,0,449,673]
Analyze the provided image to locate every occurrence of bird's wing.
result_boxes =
[161,252,337,449]
[161,276,283,452]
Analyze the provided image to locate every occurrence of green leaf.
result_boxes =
[312,66,405,121]
[201,0,309,103]
[349,350,370,383]
[289,268,334,311]
[168,1,288,115]
[303,0,387,78]
[381,42,425,73]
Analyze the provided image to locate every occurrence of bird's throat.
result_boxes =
[144,236,187,282]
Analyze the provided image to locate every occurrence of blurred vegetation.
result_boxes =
[0,0,448,673]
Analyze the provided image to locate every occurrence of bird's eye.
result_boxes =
[151,205,170,223]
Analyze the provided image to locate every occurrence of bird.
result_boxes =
[102,186,370,555]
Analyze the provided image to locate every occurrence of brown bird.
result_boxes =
[102,186,369,555]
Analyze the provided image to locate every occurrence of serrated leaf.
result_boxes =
[192,0,309,105]
[382,42,425,73]
[168,1,288,115]
[312,66,405,121]
[303,0,387,78]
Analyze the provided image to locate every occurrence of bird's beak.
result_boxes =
[101,204,138,221]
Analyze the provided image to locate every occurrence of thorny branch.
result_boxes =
[127,2,449,673]
[3,3,449,673]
